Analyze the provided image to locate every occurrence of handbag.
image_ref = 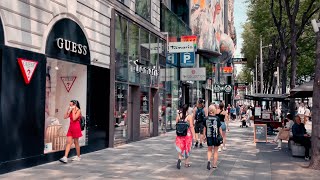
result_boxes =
[278,129,290,141]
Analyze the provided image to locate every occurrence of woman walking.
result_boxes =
[175,104,196,169]
[204,104,223,170]
[216,103,229,151]
[59,100,82,163]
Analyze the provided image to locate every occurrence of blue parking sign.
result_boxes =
[167,53,178,66]
[180,52,195,67]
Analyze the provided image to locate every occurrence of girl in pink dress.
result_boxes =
[59,100,82,163]
[175,104,196,169]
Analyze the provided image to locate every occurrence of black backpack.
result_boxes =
[176,112,189,136]
[80,116,86,131]
[195,108,205,123]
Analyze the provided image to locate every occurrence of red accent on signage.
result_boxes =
[168,37,178,42]
[181,35,197,43]
[192,70,196,74]
[61,76,77,92]
[17,58,38,84]
[222,67,233,74]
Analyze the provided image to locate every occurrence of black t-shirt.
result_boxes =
[217,111,225,122]
[205,115,221,138]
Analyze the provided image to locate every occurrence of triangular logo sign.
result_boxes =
[17,58,38,84]
[61,76,77,92]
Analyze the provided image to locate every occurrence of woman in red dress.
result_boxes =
[175,104,196,169]
[59,100,82,163]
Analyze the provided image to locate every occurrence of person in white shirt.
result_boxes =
[274,114,294,150]
[304,106,311,124]
[246,106,252,126]
[297,103,305,120]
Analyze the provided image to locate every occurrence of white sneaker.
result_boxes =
[222,146,227,151]
[59,156,68,163]
[72,156,81,161]
[274,147,281,150]
[218,148,222,152]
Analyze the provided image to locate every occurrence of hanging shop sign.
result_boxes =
[232,58,247,64]
[17,58,39,84]
[213,84,233,93]
[222,66,233,76]
[180,67,206,81]
[168,42,194,53]
[213,84,222,93]
[61,76,77,92]
[166,53,178,66]
[180,52,195,67]
[224,84,233,94]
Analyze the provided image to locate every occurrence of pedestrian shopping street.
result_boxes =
[1,121,318,180]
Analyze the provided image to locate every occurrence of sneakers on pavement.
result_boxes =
[72,156,81,161]
[218,147,222,152]
[274,147,281,150]
[222,146,227,151]
[59,156,68,163]
[195,141,199,148]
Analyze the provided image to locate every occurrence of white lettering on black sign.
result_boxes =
[56,38,87,55]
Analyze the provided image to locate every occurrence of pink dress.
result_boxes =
[67,112,82,138]
[175,116,193,158]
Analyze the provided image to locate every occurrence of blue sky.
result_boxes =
[234,0,248,58]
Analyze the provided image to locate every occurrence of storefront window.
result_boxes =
[139,28,150,86]
[115,14,128,82]
[150,34,159,88]
[114,83,128,144]
[165,65,179,130]
[128,23,140,84]
[140,86,150,138]
[158,89,166,134]
[44,58,87,154]
[135,0,151,21]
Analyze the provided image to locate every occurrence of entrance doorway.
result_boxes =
[88,66,110,150]
[127,85,140,142]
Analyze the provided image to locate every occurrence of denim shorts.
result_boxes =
[221,122,226,132]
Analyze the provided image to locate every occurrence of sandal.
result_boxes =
[177,159,181,169]
[185,164,191,168]
[212,165,217,168]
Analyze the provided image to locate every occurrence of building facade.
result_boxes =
[0,0,166,173]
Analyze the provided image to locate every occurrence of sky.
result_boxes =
[233,0,248,74]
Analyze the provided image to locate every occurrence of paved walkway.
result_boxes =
[1,121,319,180]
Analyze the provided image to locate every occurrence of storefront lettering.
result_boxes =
[131,60,159,76]
[56,38,87,55]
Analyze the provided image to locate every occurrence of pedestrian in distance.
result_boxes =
[216,103,229,151]
[193,99,208,148]
[175,105,196,169]
[204,104,223,170]
[59,100,82,163]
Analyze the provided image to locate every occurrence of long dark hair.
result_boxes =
[181,104,189,119]
[71,100,80,109]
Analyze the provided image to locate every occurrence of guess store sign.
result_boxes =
[17,58,38,84]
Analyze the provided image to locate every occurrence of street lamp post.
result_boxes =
[259,35,272,94]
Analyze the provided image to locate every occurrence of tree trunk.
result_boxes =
[289,28,298,115]
[280,48,289,114]
[309,25,320,170]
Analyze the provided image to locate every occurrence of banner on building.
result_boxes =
[180,67,206,81]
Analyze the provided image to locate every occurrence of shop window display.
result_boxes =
[115,14,128,82]
[128,23,140,84]
[114,83,128,144]
[44,58,87,154]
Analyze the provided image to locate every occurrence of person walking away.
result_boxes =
[175,105,196,169]
[246,106,253,126]
[193,99,207,148]
[292,116,311,160]
[59,100,82,163]
[304,106,311,124]
[204,104,223,170]
[236,104,241,120]
[227,104,231,116]
[216,103,229,151]
[273,114,294,150]
[230,105,236,121]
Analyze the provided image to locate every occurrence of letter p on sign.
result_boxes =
[180,52,195,67]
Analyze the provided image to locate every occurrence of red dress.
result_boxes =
[66,112,82,138]
[175,116,193,158]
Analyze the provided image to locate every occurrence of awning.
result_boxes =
[289,80,313,98]
[196,48,221,59]
[244,93,289,101]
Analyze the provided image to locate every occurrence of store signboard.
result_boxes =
[17,58,38,84]
[222,66,233,76]
[180,52,195,67]
[181,35,197,48]
[180,67,206,81]
[168,42,194,53]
